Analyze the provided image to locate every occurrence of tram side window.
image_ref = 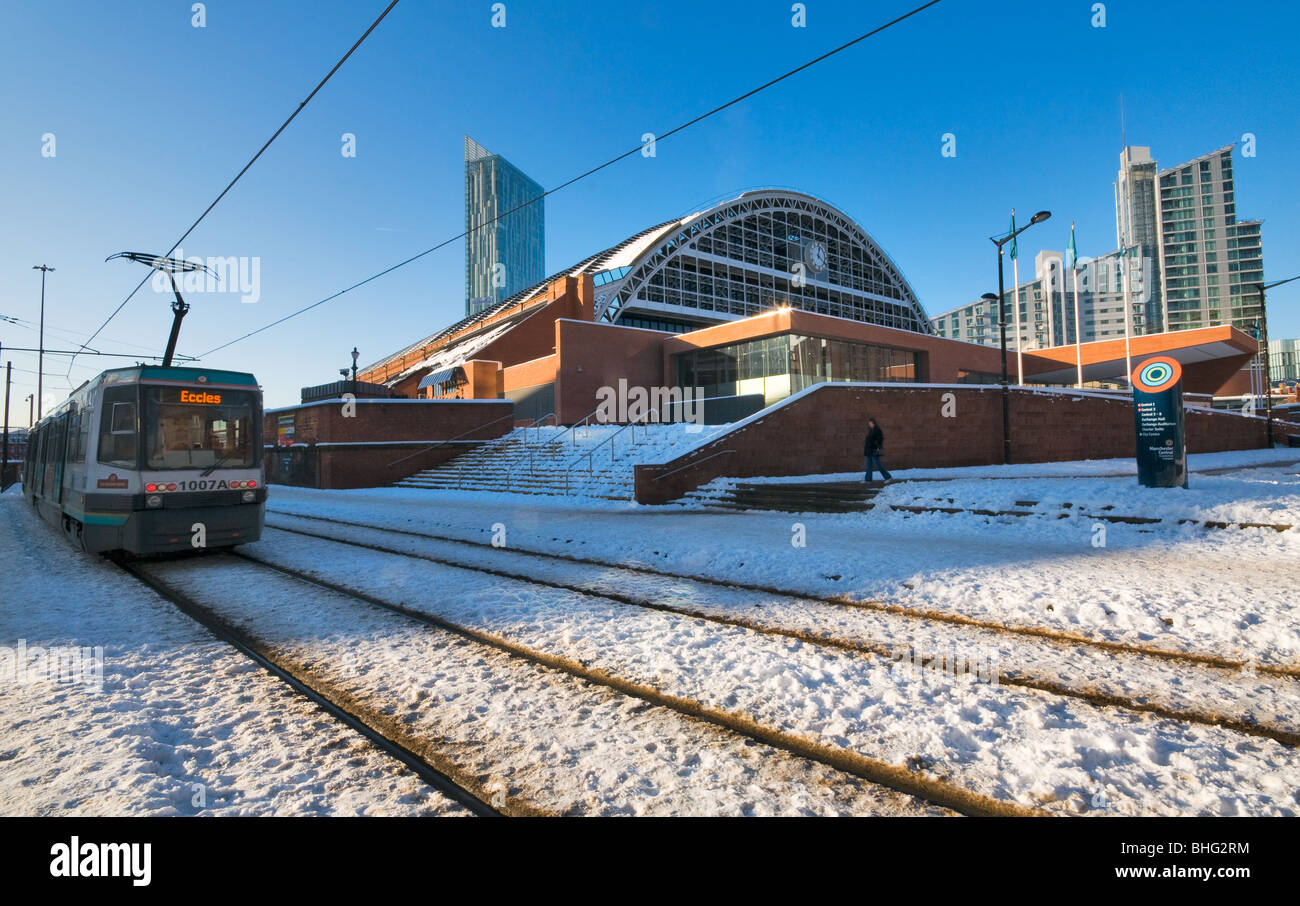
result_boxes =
[67,406,85,463]
[97,387,138,469]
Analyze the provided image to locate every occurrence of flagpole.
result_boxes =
[1121,243,1134,387]
[1010,210,1024,384]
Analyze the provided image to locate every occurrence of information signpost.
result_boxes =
[1131,356,1188,489]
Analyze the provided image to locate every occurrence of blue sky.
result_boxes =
[2,0,1297,411]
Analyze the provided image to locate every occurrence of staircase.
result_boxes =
[395,423,726,500]
[683,479,885,512]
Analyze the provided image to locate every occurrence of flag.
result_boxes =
[1008,211,1018,261]
[1066,222,1077,270]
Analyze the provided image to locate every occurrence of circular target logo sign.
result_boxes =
[1132,356,1183,393]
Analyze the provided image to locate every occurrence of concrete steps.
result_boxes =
[685,479,886,512]
[393,424,721,500]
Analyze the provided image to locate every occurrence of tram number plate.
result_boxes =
[173,479,238,491]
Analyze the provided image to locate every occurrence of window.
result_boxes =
[67,405,86,464]
[98,385,139,469]
[143,387,259,471]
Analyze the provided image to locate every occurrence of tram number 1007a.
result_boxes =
[23,366,267,555]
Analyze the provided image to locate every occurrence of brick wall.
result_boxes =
[554,319,668,423]
[634,384,1270,504]
[264,398,513,488]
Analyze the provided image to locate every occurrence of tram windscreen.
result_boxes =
[143,387,258,471]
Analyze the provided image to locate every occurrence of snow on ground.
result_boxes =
[248,523,1300,815]
[267,456,1300,666]
[716,448,1300,485]
[877,464,1300,528]
[263,511,1300,740]
[5,441,1298,816]
[0,488,467,817]
[140,553,948,817]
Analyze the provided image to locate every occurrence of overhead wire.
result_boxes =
[195,0,945,359]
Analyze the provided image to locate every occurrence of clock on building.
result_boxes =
[804,240,828,273]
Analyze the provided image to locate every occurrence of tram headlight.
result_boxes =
[242,490,256,503]
[146,495,163,508]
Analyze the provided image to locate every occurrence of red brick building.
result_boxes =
[269,191,1274,493]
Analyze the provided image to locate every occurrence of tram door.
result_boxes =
[51,413,69,504]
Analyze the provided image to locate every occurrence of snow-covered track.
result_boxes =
[265,510,1300,739]
[243,522,1300,815]
[226,547,1022,816]
[120,552,957,816]
[258,519,1300,748]
[116,556,508,818]
[268,508,1297,679]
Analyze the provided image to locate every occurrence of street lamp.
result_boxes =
[32,265,54,419]
[1255,274,1300,446]
[24,394,33,428]
[351,347,360,382]
[989,210,1051,463]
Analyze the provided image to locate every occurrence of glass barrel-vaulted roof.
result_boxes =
[454,189,930,336]
[595,190,932,334]
[360,190,931,382]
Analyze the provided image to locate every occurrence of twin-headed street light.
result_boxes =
[985,210,1051,464]
[1255,274,1300,446]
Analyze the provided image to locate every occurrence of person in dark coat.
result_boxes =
[864,418,892,482]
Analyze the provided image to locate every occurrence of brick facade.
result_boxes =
[264,398,513,489]
[634,384,1271,504]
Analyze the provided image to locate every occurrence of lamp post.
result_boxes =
[25,394,33,428]
[32,264,54,420]
[988,210,1051,463]
[1255,274,1300,446]
[2,359,10,492]
[351,347,359,382]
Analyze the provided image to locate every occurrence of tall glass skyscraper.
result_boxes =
[464,136,545,316]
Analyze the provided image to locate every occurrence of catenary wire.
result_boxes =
[195,0,945,359]
[67,0,403,376]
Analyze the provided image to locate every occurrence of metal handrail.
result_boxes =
[520,412,558,474]
[384,409,518,468]
[545,406,605,449]
[565,408,659,472]
[523,411,557,444]
[651,448,736,482]
[562,409,661,494]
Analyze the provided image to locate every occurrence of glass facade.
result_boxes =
[1159,146,1264,333]
[596,192,932,335]
[465,136,545,316]
[676,333,919,406]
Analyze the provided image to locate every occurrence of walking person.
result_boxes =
[864,417,892,482]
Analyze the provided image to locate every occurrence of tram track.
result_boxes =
[261,513,1300,749]
[119,551,966,817]
[213,547,1022,817]
[114,556,510,817]
[268,506,1300,680]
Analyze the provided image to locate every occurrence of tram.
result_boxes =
[23,365,265,554]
